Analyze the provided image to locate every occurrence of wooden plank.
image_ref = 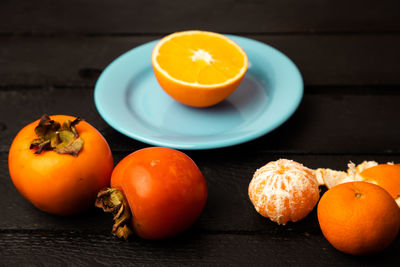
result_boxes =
[2,152,400,231]
[0,35,399,87]
[0,231,399,266]
[1,0,400,34]
[1,88,400,154]
[0,36,153,87]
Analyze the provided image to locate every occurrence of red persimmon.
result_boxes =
[96,147,207,240]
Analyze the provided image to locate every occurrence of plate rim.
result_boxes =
[94,34,303,150]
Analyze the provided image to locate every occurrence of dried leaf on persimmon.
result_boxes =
[30,114,84,156]
[95,188,133,240]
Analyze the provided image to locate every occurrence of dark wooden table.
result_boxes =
[1,0,400,265]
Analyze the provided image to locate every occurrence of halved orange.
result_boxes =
[151,30,248,107]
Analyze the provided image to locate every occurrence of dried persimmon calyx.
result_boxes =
[95,188,133,240]
[29,114,84,156]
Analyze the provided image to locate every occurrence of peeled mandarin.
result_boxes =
[248,159,320,225]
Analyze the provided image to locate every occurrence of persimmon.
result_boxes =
[317,181,400,255]
[8,114,113,215]
[96,147,207,240]
[248,159,320,225]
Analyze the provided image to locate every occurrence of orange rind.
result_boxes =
[315,161,400,206]
[318,181,400,255]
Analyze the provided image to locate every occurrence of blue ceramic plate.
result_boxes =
[94,35,303,150]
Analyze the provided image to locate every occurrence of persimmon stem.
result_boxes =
[30,114,84,156]
[95,188,133,240]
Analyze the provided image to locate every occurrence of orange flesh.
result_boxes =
[155,33,246,85]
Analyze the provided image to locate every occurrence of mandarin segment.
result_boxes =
[248,159,320,225]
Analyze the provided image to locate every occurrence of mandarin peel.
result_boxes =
[315,161,400,206]
[248,159,320,225]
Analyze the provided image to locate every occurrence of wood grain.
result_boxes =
[1,88,400,154]
[1,35,400,87]
[1,0,400,34]
[3,150,400,231]
[0,231,399,266]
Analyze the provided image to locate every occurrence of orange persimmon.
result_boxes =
[8,114,113,215]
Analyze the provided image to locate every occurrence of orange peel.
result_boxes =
[315,161,400,206]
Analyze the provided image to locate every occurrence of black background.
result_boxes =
[1,0,400,265]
